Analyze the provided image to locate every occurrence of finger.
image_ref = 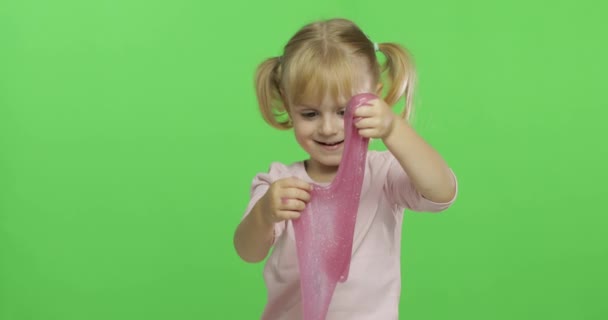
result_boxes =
[353,105,376,117]
[358,128,378,138]
[277,210,302,221]
[281,177,312,191]
[354,118,379,129]
[280,198,307,211]
[284,188,311,202]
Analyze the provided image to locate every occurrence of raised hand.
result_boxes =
[353,98,398,140]
[260,177,312,225]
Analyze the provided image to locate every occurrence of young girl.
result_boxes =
[234,18,458,320]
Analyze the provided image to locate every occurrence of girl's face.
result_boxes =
[287,58,379,179]
[290,92,348,177]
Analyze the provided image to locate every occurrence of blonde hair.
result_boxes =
[255,18,417,130]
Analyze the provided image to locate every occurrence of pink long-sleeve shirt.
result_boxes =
[242,151,458,320]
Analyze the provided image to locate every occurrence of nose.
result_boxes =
[318,114,340,136]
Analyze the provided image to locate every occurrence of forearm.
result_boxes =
[383,119,456,203]
[233,200,275,263]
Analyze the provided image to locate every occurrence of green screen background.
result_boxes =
[1,0,606,319]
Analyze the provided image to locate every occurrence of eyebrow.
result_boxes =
[294,104,345,110]
[293,104,319,109]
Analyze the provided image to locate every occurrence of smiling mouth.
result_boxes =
[315,140,344,146]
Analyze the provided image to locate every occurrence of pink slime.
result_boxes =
[292,93,377,320]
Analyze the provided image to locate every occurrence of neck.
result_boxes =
[304,160,338,183]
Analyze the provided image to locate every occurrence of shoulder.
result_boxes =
[358,150,398,192]
[250,161,302,189]
[365,150,397,175]
[367,150,394,163]
[266,161,292,176]
[265,161,302,178]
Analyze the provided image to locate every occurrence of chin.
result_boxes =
[316,156,343,168]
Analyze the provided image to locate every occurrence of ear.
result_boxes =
[375,82,384,95]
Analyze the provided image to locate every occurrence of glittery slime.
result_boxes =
[292,93,376,320]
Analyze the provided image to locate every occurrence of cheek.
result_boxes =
[293,126,309,145]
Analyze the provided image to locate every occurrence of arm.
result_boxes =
[355,99,456,203]
[383,119,456,203]
[234,177,311,263]
[234,199,275,263]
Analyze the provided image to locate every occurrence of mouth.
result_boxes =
[315,140,344,149]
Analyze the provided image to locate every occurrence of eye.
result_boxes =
[301,111,318,118]
[337,109,345,117]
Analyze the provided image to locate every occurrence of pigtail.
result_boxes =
[377,43,417,120]
[254,57,291,130]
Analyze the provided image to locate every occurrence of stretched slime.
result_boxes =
[292,93,376,320]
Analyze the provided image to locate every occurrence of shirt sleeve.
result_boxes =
[382,152,458,212]
[242,162,289,244]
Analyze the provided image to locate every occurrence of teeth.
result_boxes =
[319,141,343,146]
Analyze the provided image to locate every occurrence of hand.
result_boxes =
[353,98,398,139]
[260,177,312,225]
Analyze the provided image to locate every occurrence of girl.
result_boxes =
[234,18,458,320]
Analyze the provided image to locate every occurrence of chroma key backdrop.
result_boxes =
[1,0,606,319]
